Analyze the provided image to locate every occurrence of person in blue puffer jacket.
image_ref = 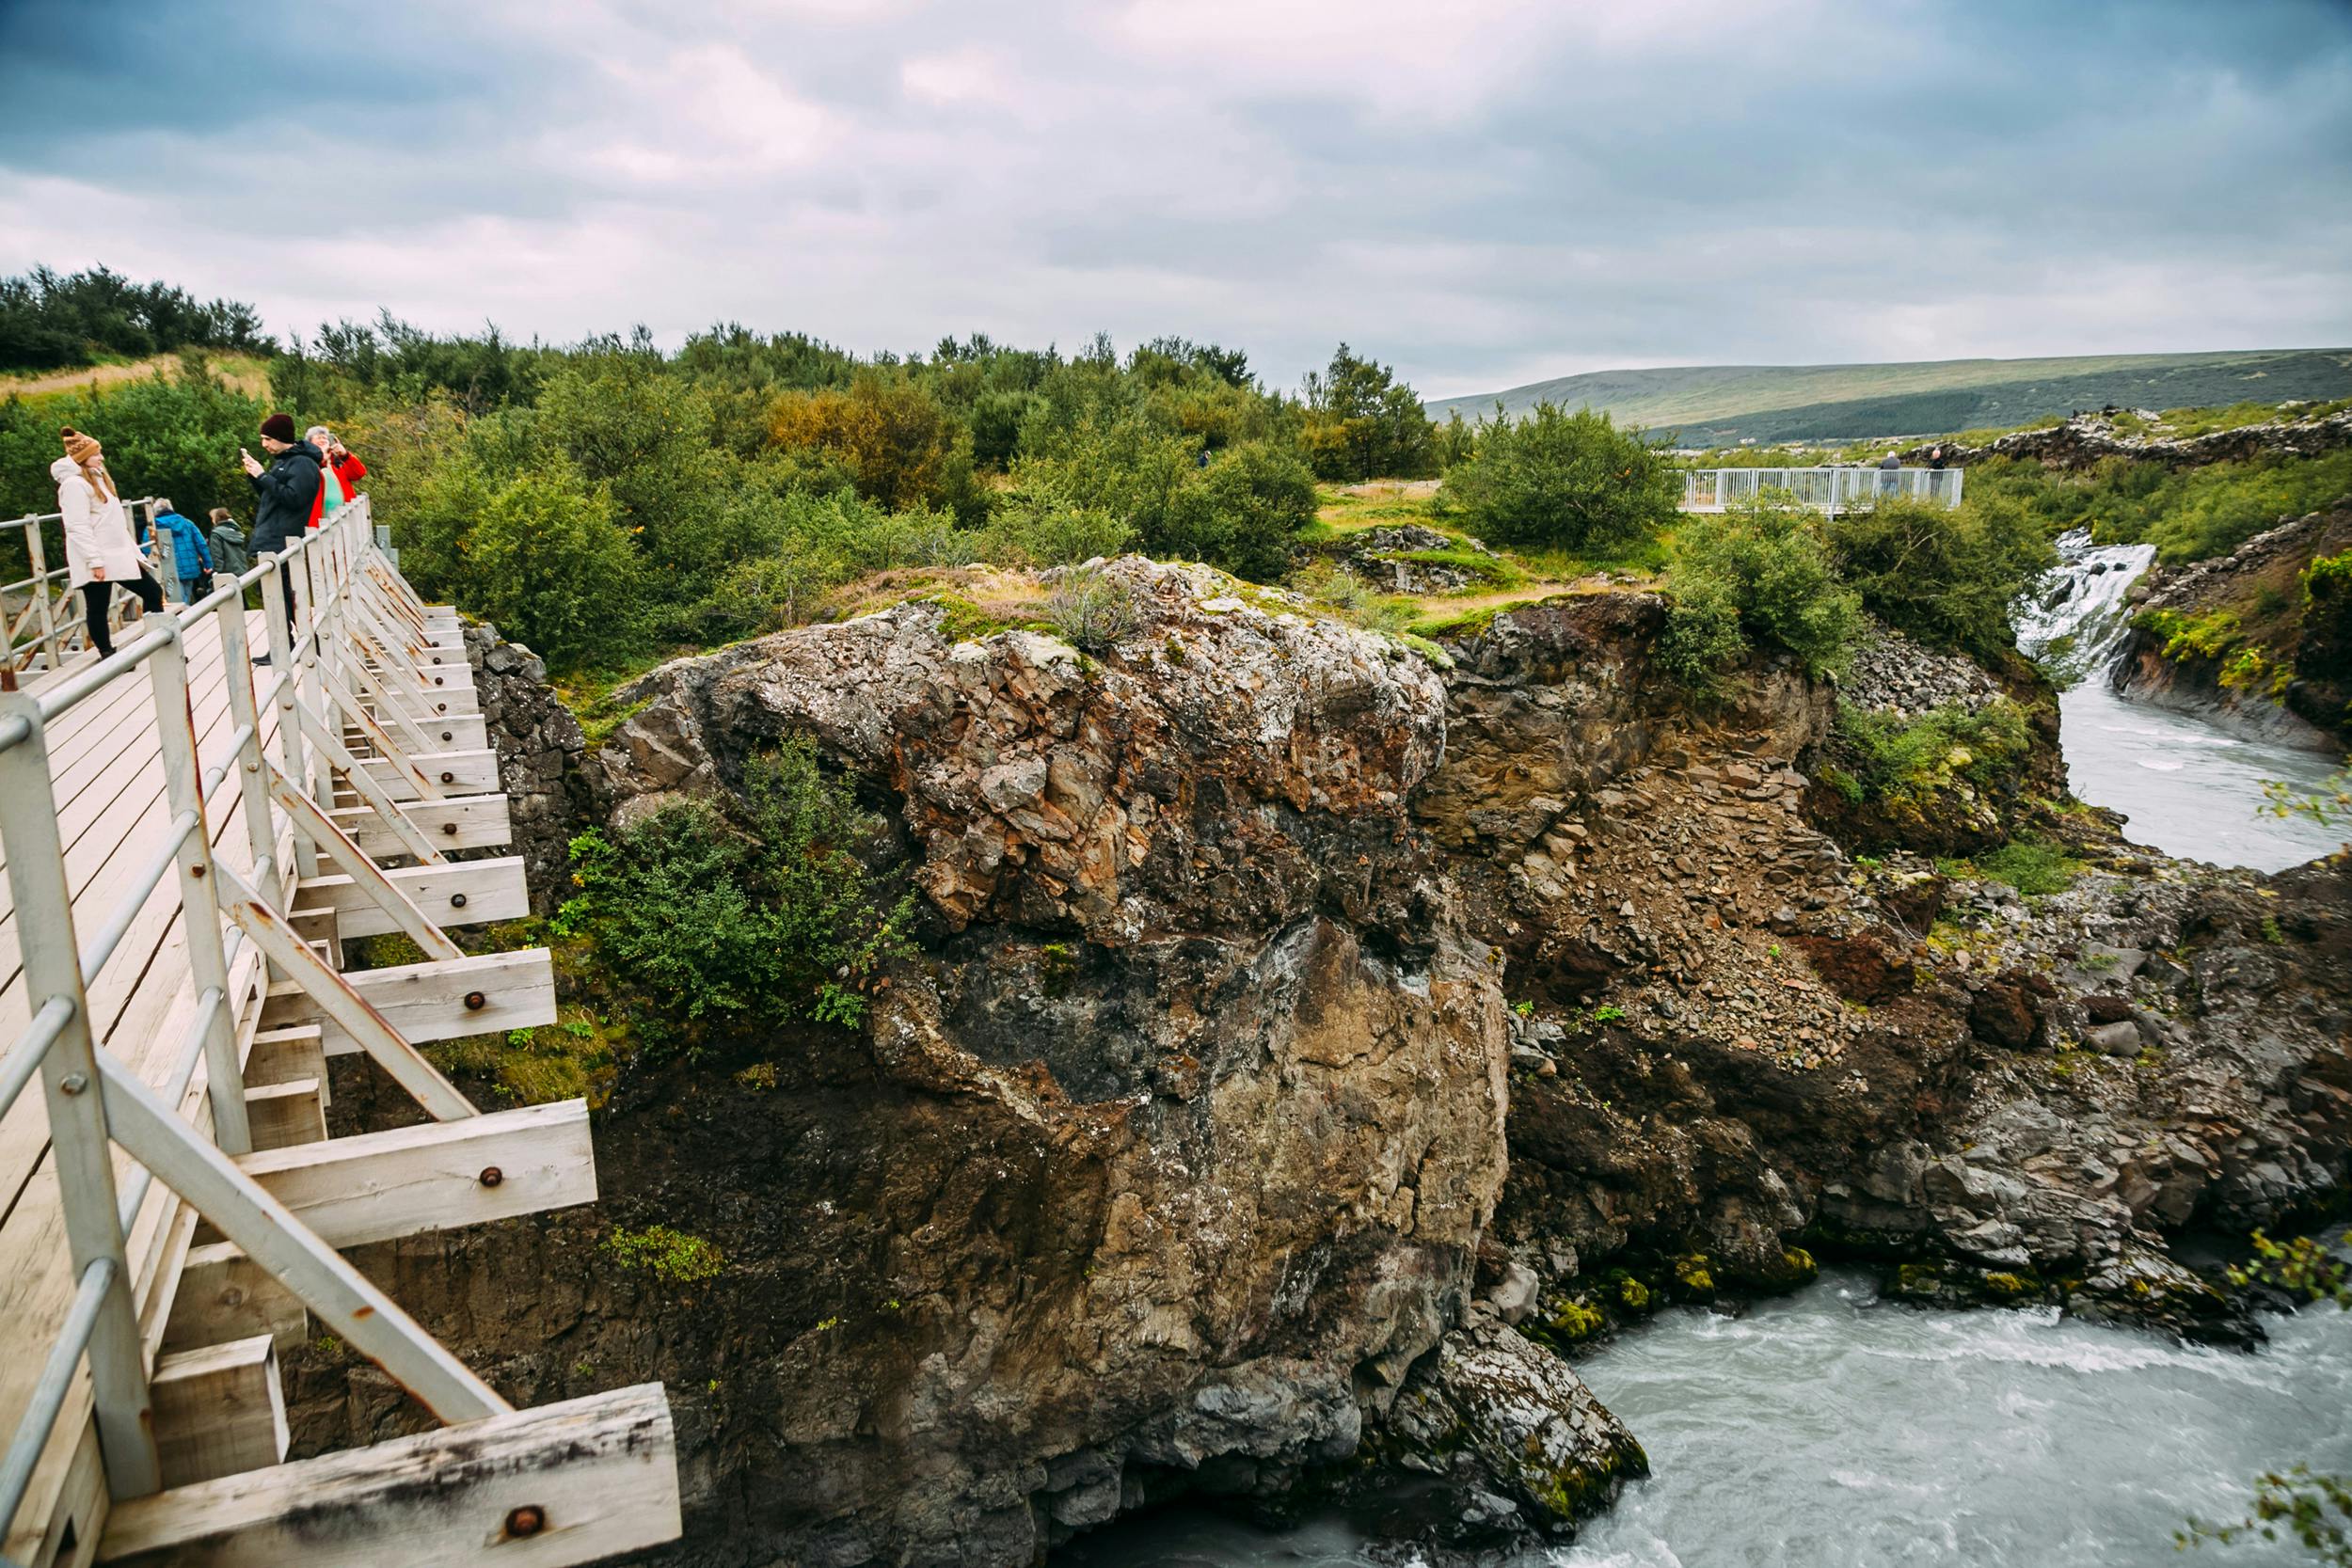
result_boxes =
[147,498,215,603]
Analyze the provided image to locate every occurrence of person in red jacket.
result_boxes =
[304,424,369,527]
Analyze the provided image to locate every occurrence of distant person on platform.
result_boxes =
[1927,446,1947,470]
[1878,450,1901,493]
[148,497,214,604]
[242,413,323,662]
[52,427,163,659]
[304,425,367,527]
[207,508,249,575]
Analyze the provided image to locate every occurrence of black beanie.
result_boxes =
[260,412,297,442]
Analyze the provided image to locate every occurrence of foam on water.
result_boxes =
[2014,528,2343,871]
[1062,1270,2352,1568]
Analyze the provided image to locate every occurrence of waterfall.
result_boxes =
[2012,529,2157,687]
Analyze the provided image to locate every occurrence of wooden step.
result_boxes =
[242,1079,326,1152]
[162,1243,308,1357]
[150,1335,288,1489]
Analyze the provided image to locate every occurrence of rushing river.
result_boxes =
[1065,1272,2352,1568]
[2017,529,2344,872]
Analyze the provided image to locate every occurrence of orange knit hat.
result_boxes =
[59,426,102,466]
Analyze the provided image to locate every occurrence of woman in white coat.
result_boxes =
[52,427,163,658]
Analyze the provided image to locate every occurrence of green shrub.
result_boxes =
[1663,497,1863,684]
[978,492,1135,567]
[1825,493,2054,659]
[1013,418,1311,579]
[555,736,912,1037]
[464,459,647,669]
[1439,402,1678,553]
[1835,699,2037,807]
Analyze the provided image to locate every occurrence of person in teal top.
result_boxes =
[147,498,214,603]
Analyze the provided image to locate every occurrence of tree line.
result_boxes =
[0,265,268,372]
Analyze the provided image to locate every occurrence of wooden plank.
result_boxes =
[284,905,340,955]
[373,685,481,721]
[326,794,512,858]
[261,947,556,1054]
[357,750,499,800]
[244,1026,326,1098]
[215,1100,595,1250]
[162,1242,306,1358]
[97,1384,681,1568]
[97,1050,507,1426]
[388,712,488,752]
[218,863,475,1123]
[243,1079,326,1151]
[293,856,529,938]
[150,1334,287,1488]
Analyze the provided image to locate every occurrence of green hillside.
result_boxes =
[1425,348,2352,444]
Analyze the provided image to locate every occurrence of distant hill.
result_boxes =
[1424,348,2352,446]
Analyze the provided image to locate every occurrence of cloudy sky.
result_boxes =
[2,0,2347,396]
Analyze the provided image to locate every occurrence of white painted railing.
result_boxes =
[1,499,167,673]
[1679,466,1964,515]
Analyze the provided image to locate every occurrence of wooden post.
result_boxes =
[150,1335,288,1488]
[147,621,252,1154]
[0,690,163,1500]
[94,1050,507,1426]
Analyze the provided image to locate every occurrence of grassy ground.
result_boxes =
[1299,483,1661,640]
[0,351,274,404]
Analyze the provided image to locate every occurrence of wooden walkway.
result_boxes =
[0,502,677,1567]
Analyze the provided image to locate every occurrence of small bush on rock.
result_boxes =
[1045,569,1141,653]
[1662,498,1863,685]
[1834,699,2036,809]
[556,736,911,1039]
[602,1224,724,1284]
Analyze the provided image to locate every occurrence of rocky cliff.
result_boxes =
[1413,599,2347,1352]
[2111,499,2352,750]
[1905,408,2352,471]
[290,560,2352,1565]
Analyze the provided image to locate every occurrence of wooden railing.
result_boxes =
[0,498,678,1567]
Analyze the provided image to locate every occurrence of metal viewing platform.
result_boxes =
[0,497,678,1567]
[1679,466,1963,515]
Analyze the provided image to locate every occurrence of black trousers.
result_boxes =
[79,571,165,657]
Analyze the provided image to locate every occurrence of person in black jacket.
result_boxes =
[241,412,322,661]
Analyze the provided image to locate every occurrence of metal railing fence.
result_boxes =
[1678,466,1964,515]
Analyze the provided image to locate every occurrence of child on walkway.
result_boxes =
[149,497,214,603]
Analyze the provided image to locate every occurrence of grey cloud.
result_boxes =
[0,0,2345,396]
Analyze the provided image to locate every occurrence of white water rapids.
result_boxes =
[2018,530,2343,872]
[1063,1273,2352,1568]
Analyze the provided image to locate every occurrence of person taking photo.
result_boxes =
[242,413,323,660]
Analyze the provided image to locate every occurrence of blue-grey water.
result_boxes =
[1064,1270,2352,1568]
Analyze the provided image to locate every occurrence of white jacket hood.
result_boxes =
[51,454,83,485]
